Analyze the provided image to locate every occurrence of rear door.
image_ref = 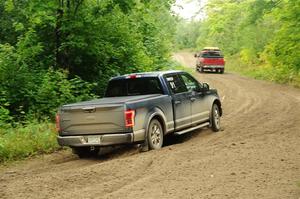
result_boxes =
[164,74,192,130]
[180,73,210,125]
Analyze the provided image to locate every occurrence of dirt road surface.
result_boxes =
[1,52,300,199]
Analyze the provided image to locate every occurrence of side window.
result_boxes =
[165,74,187,94]
[180,74,200,92]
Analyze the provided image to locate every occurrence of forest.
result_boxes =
[0,0,177,124]
[0,0,177,161]
[0,0,299,162]
[176,0,300,86]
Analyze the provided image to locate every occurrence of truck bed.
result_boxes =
[59,94,165,136]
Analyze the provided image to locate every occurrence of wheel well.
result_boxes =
[213,100,222,116]
[151,115,166,135]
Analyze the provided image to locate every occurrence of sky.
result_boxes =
[172,0,207,20]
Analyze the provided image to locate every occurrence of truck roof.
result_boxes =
[110,70,183,80]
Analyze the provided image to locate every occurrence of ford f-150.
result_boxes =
[56,71,222,157]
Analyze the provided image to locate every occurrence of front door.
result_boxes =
[180,73,210,125]
[164,74,192,130]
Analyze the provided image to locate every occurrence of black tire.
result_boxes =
[210,103,221,132]
[199,67,204,73]
[72,146,99,158]
[220,69,224,74]
[147,119,164,150]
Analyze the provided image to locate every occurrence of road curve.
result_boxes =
[1,52,300,199]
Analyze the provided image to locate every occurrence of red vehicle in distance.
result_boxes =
[195,47,225,74]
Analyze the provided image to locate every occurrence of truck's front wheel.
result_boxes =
[147,119,164,150]
[210,104,221,132]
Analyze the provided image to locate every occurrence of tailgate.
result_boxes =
[60,104,126,135]
[202,58,224,65]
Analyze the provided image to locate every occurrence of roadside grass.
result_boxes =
[226,55,300,88]
[0,122,60,163]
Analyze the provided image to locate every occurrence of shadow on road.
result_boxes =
[197,71,229,75]
[76,128,211,160]
[163,127,210,147]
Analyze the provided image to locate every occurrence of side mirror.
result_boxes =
[202,83,210,91]
[194,53,198,58]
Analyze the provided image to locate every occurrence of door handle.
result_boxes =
[190,97,196,102]
[174,100,181,105]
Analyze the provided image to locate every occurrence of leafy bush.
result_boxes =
[0,0,177,162]
[190,0,299,86]
[226,56,300,87]
[0,90,12,127]
[0,122,59,163]
[0,0,176,124]
[28,69,97,121]
[240,49,258,65]
[0,106,12,128]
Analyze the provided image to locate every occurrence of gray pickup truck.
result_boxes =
[56,70,222,157]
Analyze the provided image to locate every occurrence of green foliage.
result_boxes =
[28,69,96,120]
[0,0,176,124]
[262,0,300,71]
[0,106,12,128]
[226,55,300,87]
[0,42,95,122]
[0,123,59,163]
[174,20,201,50]
[177,0,300,87]
[240,48,257,65]
[0,0,176,162]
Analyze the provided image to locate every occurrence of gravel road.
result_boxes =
[1,52,300,199]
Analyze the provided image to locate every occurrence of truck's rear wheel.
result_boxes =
[210,104,221,132]
[147,119,164,150]
[72,146,99,158]
[199,67,204,73]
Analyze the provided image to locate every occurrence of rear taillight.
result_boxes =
[56,114,61,132]
[125,109,135,127]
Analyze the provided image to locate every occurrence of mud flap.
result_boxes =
[139,139,149,152]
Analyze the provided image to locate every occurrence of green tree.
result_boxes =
[189,0,299,85]
[175,19,201,49]
[0,0,177,123]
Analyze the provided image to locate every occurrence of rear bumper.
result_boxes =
[57,133,134,147]
[202,65,224,69]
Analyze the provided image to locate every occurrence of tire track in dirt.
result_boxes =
[0,52,300,199]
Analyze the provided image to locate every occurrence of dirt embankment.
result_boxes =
[1,52,300,199]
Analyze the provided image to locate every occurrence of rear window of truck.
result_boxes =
[201,51,223,58]
[105,77,163,97]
